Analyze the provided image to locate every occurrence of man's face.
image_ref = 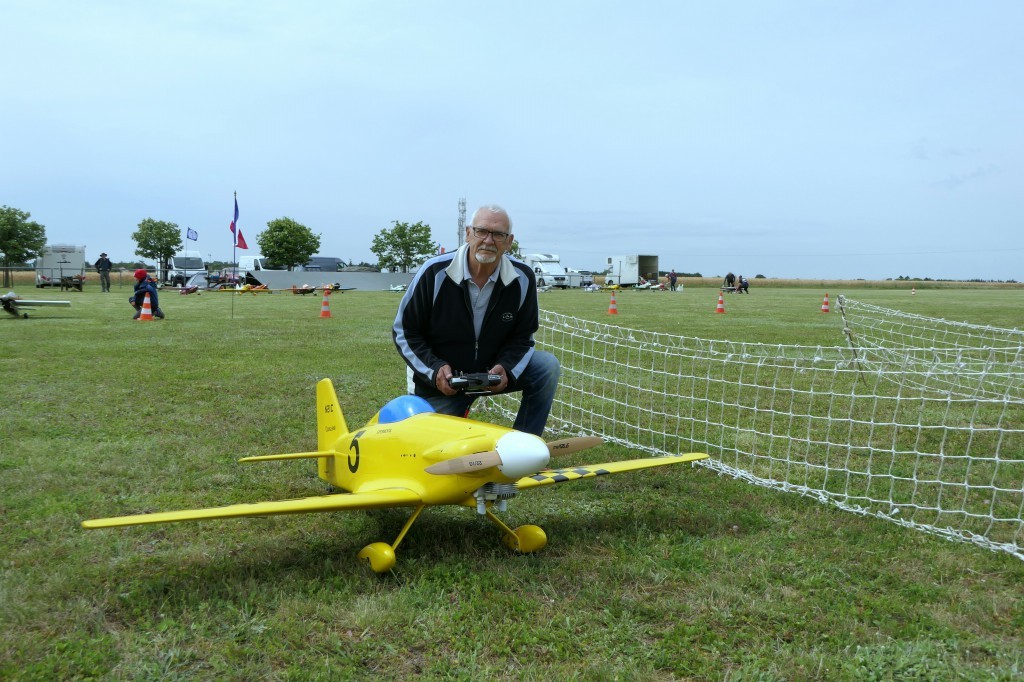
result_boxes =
[466,211,512,266]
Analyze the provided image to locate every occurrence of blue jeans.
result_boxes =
[423,350,560,437]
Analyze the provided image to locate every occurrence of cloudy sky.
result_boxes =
[3,1,1021,280]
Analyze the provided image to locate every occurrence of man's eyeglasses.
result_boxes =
[469,226,511,243]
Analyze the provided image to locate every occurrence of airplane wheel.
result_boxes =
[502,525,547,553]
[357,542,396,573]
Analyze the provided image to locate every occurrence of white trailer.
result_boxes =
[606,255,659,287]
[34,244,86,287]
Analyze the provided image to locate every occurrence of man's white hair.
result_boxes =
[471,204,512,229]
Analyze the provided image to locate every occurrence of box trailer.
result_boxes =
[34,244,86,287]
[606,255,659,287]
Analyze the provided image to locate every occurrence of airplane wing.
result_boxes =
[516,452,708,490]
[11,299,72,307]
[82,487,422,529]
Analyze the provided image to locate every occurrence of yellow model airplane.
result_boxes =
[83,379,708,572]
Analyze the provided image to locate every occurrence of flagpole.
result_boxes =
[231,191,237,319]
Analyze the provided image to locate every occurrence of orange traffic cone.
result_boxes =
[319,289,332,318]
[821,292,830,313]
[715,293,725,313]
[608,291,618,315]
[138,291,154,321]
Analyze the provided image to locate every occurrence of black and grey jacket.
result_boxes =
[393,243,538,398]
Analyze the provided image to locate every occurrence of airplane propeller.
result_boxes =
[544,436,604,457]
[425,434,603,476]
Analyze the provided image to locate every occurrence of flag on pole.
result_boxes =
[187,228,198,241]
[229,196,249,249]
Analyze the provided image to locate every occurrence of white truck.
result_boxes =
[237,254,277,273]
[238,254,344,274]
[164,250,207,286]
[34,244,86,287]
[606,255,660,287]
[521,253,572,289]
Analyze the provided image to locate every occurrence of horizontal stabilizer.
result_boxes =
[239,450,334,463]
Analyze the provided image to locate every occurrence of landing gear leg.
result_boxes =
[484,508,547,554]
[358,504,425,573]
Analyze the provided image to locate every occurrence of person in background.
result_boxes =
[736,274,749,293]
[129,269,165,319]
[95,252,112,292]
[393,204,559,436]
[724,272,736,291]
[668,269,678,292]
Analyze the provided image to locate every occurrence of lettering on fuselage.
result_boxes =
[348,430,366,473]
[399,453,417,458]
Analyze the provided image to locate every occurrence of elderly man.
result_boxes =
[393,204,559,436]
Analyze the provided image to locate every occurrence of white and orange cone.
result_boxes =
[319,289,332,318]
[821,292,830,313]
[138,292,154,321]
[608,291,618,315]
[715,293,726,314]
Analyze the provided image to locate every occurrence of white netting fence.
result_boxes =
[482,297,1024,562]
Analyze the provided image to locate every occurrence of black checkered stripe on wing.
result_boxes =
[528,466,612,483]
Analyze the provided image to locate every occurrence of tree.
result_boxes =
[0,206,48,288]
[370,221,436,273]
[257,217,321,270]
[132,218,182,276]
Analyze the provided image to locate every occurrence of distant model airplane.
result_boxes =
[83,378,709,572]
[2,291,71,318]
[387,284,407,292]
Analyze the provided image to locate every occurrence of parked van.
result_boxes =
[304,256,344,272]
[164,250,206,286]
[34,244,86,287]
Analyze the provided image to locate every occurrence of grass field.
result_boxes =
[2,281,1022,680]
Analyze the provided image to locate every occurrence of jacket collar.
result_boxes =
[446,242,518,286]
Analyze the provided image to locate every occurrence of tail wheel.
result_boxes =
[357,542,396,573]
[502,525,547,553]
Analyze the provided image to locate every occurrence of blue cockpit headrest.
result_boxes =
[376,395,435,424]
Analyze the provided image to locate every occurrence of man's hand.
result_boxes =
[486,365,509,393]
[435,364,459,396]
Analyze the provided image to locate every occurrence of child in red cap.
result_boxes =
[129,269,165,319]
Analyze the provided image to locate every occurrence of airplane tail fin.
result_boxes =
[316,378,348,451]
